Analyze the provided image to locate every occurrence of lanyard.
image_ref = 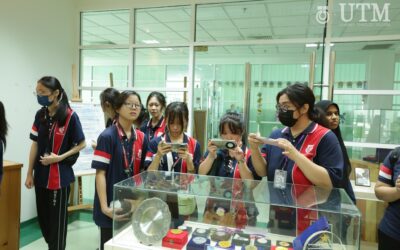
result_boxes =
[282,133,306,170]
[163,134,184,172]
[46,116,56,153]
[116,123,136,177]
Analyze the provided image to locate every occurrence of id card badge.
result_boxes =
[273,169,287,189]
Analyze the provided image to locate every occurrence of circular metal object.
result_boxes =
[211,230,231,241]
[278,241,290,247]
[170,229,183,234]
[192,236,207,245]
[131,197,171,245]
[218,240,232,248]
[244,245,257,250]
[256,238,268,244]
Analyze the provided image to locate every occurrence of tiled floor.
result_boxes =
[20,220,99,250]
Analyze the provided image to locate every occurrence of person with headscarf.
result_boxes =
[315,100,356,203]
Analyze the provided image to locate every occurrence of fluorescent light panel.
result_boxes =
[305,43,334,47]
[142,40,159,44]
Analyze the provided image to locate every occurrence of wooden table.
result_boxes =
[351,180,386,243]
[350,159,379,183]
[0,161,23,250]
[68,169,96,212]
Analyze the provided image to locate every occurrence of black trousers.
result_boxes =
[378,229,400,250]
[100,227,113,250]
[35,186,70,250]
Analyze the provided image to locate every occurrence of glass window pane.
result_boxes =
[81,10,129,45]
[135,6,191,44]
[136,91,184,110]
[332,0,399,37]
[81,49,129,89]
[196,0,326,42]
[134,47,189,89]
[194,44,323,139]
[333,98,400,144]
[332,41,400,112]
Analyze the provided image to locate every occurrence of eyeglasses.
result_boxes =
[123,102,141,109]
[275,104,295,113]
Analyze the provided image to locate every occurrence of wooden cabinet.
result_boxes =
[0,161,23,250]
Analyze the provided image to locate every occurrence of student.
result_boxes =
[315,100,356,203]
[199,112,257,180]
[134,103,149,129]
[248,83,345,235]
[248,83,344,189]
[92,88,120,149]
[199,112,259,228]
[100,87,119,128]
[0,101,8,186]
[92,90,148,250]
[145,101,200,173]
[375,149,400,250]
[140,91,166,141]
[25,76,86,250]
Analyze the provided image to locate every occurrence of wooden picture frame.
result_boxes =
[355,167,371,187]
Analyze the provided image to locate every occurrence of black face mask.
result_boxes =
[278,110,298,127]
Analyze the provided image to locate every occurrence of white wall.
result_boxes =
[0,0,77,222]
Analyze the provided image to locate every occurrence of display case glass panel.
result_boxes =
[109,171,360,250]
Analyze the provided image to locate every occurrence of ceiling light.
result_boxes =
[305,43,335,48]
[305,43,318,48]
[142,40,159,44]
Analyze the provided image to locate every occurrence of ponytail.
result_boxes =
[37,76,70,126]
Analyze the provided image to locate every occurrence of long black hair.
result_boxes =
[38,76,70,126]
[165,102,188,133]
[276,83,322,122]
[136,103,149,127]
[219,112,247,146]
[0,101,8,148]
[146,91,166,111]
[100,87,120,110]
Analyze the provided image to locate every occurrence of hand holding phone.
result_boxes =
[165,142,188,152]
[210,139,237,150]
[255,136,280,147]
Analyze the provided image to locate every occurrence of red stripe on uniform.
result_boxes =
[48,164,60,189]
[32,125,38,131]
[94,150,111,159]
[380,164,392,175]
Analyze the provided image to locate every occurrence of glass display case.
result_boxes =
[106,171,360,250]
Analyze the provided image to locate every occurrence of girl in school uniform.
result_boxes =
[199,112,259,228]
[92,90,148,250]
[92,88,120,150]
[25,76,86,250]
[145,101,201,173]
[140,91,167,141]
[99,87,119,128]
[199,112,258,180]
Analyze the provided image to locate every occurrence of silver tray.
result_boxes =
[131,197,171,245]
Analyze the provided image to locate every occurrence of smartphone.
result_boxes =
[210,139,237,149]
[165,142,188,152]
[255,136,280,147]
